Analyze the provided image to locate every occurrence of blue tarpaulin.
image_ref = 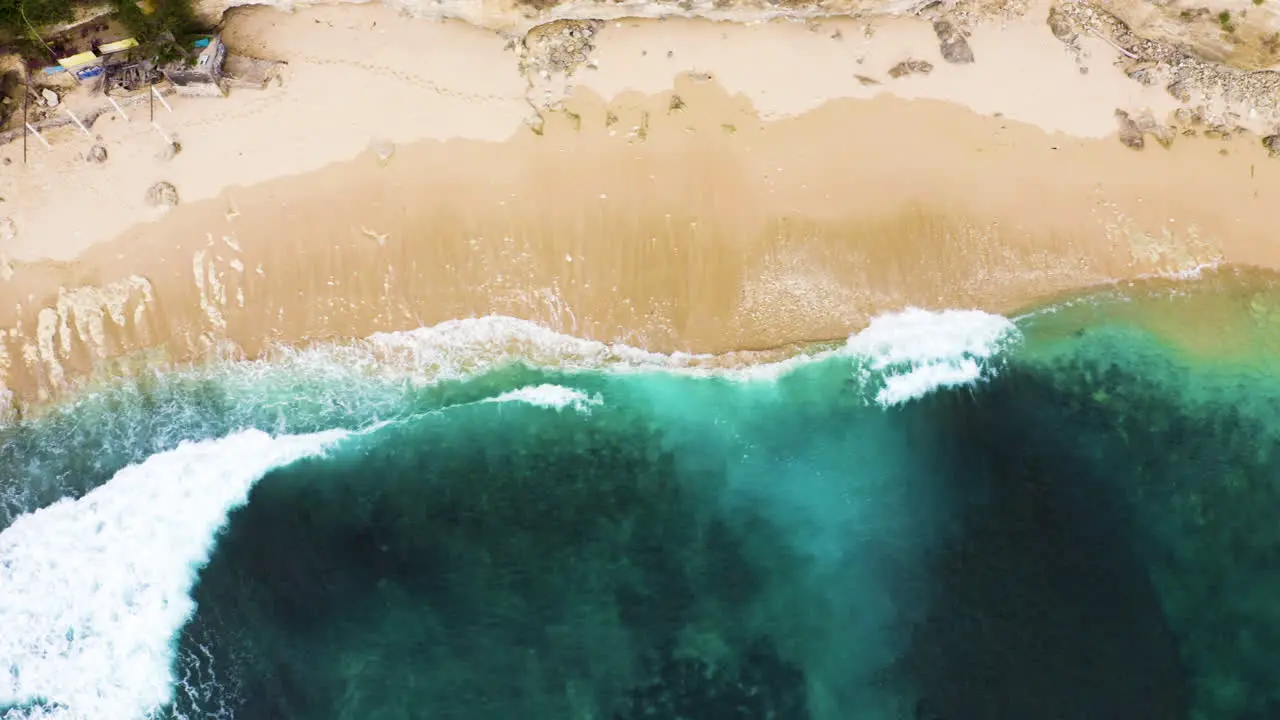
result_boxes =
[74,65,105,81]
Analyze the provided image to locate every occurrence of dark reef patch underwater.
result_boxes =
[3,281,1280,720]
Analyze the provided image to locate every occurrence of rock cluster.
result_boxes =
[519,20,602,79]
[1115,109,1176,150]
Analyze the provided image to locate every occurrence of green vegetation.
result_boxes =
[0,0,73,65]
[112,0,204,66]
[1254,0,1265,7]
[0,0,75,39]
[0,0,202,66]
[1219,10,1235,33]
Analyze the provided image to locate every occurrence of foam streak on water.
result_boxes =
[483,384,604,412]
[0,429,349,720]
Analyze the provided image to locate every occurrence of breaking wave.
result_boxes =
[1,292,1275,719]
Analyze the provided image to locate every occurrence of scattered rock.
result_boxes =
[855,74,881,86]
[40,88,58,107]
[157,141,182,161]
[888,59,934,78]
[1115,110,1145,149]
[1264,135,1280,157]
[1165,80,1191,103]
[0,217,15,244]
[1127,110,1175,147]
[87,145,108,163]
[933,20,975,64]
[1174,107,1201,126]
[1047,7,1076,42]
[146,182,180,208]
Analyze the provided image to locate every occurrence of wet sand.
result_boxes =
[1,2,1279,410]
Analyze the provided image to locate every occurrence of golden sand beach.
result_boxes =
[1,0,1279,408]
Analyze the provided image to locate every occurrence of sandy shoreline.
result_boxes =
[2,1,1280,409]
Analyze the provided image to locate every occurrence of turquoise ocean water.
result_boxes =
[2,273,1279,720]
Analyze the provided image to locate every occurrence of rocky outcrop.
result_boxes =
[1051,1,1280,142]
[1094,0,1280,71]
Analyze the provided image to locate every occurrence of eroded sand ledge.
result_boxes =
[1,0,1280,411]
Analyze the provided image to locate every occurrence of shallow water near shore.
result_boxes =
[2,273,1280,720]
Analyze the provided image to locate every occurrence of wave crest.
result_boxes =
[0,429,348,720]
[843,308,1021,406]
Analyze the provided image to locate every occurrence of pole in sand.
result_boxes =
[107,95,129,122]
[25,124,51,150]
[152,121,173,145]
[64,108,90,137]
[23,73,28,164]
[152,85,172,113]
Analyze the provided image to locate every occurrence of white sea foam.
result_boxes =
[484,384,603,412]
[0,428,349,720]
[4,310,1019,443]
[843,308,1021,406]
[361,315,694,378]
[267,312,1019,407]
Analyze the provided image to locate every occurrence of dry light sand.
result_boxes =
[0,0,1278,409]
